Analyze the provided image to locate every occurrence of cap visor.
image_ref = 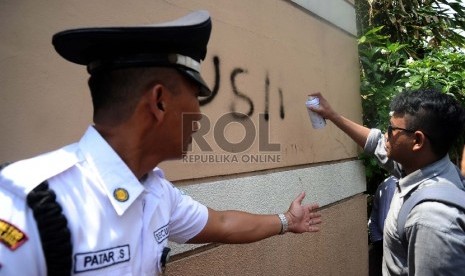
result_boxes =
[178,69,211,97]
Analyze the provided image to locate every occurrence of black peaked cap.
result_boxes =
[52,10,212,96]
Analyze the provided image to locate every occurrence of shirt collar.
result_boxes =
[397,155,451,198]
[78,126,145,216]
[141,167,167,199]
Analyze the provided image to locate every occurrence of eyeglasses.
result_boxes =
[387,124,433,142]
[387,125,415,139]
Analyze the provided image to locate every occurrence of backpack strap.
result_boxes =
[397,184,465,248]
[1,163,72,275]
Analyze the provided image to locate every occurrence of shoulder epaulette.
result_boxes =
[1,163,73,275]
[0,144,80,198]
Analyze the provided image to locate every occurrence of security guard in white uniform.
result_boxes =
[0,10,322,276]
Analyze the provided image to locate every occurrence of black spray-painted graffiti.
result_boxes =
[199,56,285,121]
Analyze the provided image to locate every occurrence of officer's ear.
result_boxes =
[149,84,166,122]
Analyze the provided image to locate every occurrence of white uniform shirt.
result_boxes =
[0,126,208,275]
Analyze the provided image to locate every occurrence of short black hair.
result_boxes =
[390,89,465,157]
[88,67,177,125]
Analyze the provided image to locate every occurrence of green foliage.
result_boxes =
[400,48,465,101]
[358,26,410,130]
[356,0,465,51]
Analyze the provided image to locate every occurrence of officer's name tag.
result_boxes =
[74,245,130,273]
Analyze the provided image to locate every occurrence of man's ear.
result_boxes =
[412,131,427,151]
[149,84,166,122]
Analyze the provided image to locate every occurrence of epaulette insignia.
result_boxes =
[0,219,28,251]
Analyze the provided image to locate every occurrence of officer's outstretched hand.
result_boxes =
[286,192,321,233]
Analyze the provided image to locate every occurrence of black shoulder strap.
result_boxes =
[1,163,72,275]
[0,162,11,171]
[27,181,72,276]
[397,184,465,248]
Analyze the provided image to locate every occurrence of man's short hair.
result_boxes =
[390,89,465,157]
[88,67,176,125]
